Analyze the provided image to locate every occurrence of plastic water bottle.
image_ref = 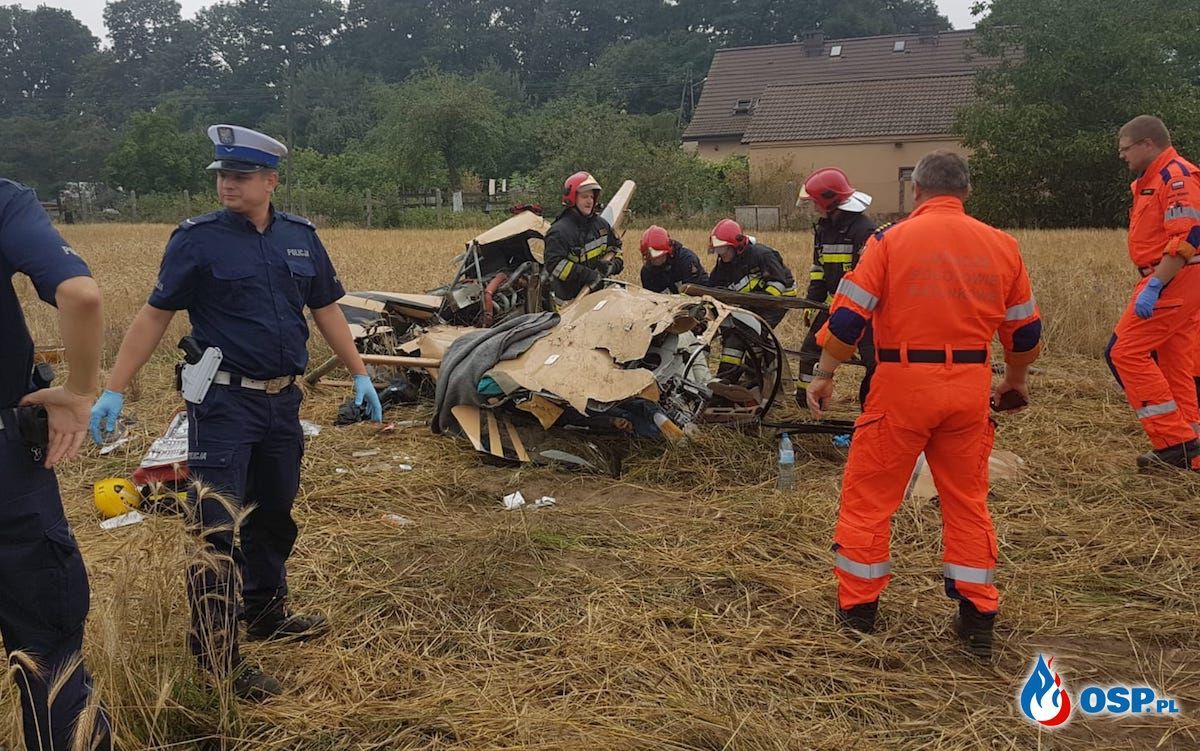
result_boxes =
[777,432,796,490]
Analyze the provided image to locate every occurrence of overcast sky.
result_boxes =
[20,0,982,42]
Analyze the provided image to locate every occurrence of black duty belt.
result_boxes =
[877,348,989,364]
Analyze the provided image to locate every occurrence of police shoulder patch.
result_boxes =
[1172,180,1186,190]
[176,212,220,231]
[279,211,316,229]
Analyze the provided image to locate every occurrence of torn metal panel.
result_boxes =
[472,211,551,261]
[486,286,731,413]
[600,180,636,232]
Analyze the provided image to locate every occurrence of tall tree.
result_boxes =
[0,5,98,117]
[103,0,217,105]
[195,0,344,127]
[370,70,505,190]
[105,108,209,193]
[958,0,1200,227]
[0,114,113,192]
[334,0,436,83]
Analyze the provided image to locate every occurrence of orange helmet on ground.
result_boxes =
[640,225,674,259]
[562,171,602,207]
[709,218,747,253]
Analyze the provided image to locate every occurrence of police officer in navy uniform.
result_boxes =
[543,171,623,304]
[90,125,383,700]
[0,179,111,748]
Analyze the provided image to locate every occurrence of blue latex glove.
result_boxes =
[353,374,383,422]
[89,389,124,445]
[1135,277,1163,319]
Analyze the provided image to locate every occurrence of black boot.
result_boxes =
[1136,439,1200,472]
[837,601,878,633]
[954,601,995,660]
[232,665,282,702]
[245,606,330,643]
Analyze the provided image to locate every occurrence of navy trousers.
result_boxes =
[0,423,111,750]
[185,384,304,674]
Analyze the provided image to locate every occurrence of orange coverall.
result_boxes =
[1105,147,1200,451]
[817,195,1042,615]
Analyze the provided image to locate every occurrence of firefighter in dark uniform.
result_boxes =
[89,125,383,701]
[796,168,878,407]
[0,179,112,749]
[639,225,709,293]
[543,171,623,305]
[707,218,797,381]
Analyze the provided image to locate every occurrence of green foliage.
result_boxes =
[0,5,98,117]
[0,114,113,194]
[572,32,715,116]
[0,0,963,223]
[369,70,506,190]
[526,99,747,216]
[106,109,210,193]
[959,0,1200,227]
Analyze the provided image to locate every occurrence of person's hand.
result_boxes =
[353,374,383,422]
[595,259,613,277]
[806,376,834,419]
[88,389,124,446]
[801,309,814,327]
[20,387,92,469]
[586,268,606,291]
[1135,277,1163,319]
[990,376,1030,414]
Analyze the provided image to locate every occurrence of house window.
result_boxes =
[829,45,842,57]
[899,167,915,213]
[733,99,753,114]
[893,40,906,52]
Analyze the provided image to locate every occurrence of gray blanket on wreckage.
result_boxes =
[432,311,560,434]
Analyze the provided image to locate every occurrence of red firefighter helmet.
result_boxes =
[709,218,747,253]
[640,225,674,259]
[799,167,855,212]
[562,171,602,207]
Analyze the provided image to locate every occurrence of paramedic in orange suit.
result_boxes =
[1106,115,1200,472]
[804,151,1042,660]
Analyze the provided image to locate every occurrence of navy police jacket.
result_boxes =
[149,208,345,379]
[0,179,91,406]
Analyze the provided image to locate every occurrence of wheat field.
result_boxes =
[5,223,1198,750]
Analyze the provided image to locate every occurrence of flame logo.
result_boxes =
[1019,655,1072,726]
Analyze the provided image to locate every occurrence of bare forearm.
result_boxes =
[817,350,844,375]
[55,277,103,396]
[106,304,176,392]
[1005,362,1031,385]
[1154,253,1186,285]
[311,304,367,376]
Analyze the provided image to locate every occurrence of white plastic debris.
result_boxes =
[352,449,380,458]
[381,513,415,529]
[300,420,322,437]
[334,467,349,474]
[592,299,608,311]
[100,510,144,530]
[398,464,413,471]
[502,492,556,511]
[543,354,560,366]
[98,437,131,456]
